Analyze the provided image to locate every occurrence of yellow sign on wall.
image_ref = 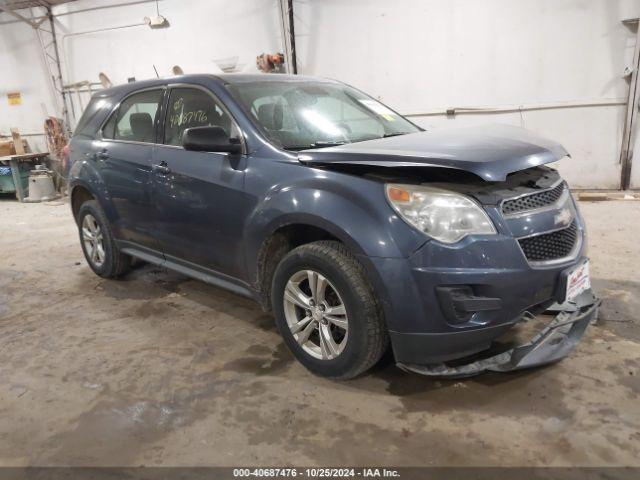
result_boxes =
[7,92,22,106]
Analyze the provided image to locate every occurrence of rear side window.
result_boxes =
[163,88,233,146]
[103,89,164,143]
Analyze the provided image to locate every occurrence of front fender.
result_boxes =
[243,177,428,288]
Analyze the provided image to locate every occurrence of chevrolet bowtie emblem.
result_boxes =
[554,208,573,227]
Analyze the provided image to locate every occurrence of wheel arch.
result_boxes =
[70,183,96,223]
[252,218,367,311]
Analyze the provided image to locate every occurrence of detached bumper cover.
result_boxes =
[397,290,600,378]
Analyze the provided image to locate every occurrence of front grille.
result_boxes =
[502,182,566,216]
[518,221,578,262]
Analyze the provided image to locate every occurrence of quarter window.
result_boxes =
[163,88,234,146]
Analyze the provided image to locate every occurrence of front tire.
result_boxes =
[77,200,131,278]
[271,241,388,379]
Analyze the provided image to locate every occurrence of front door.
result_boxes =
[151,85,251,279]
[96,88,165,251]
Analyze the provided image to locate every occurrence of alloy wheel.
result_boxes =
[81,214,106,268]
[283,269,349,360]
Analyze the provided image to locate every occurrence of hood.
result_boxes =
[298,124,568,182]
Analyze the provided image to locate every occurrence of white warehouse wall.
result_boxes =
[52,0,282,121]
[0,0,282,150]
[1,0,639,188]
[294,0,640,189]
[53,0,282,83]
[0,7,58,152]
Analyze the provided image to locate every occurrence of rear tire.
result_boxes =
[77,200,131,278]
[271,241,388,380]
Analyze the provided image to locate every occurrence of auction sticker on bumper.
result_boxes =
[566,260,590,302]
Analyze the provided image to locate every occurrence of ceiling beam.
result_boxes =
[0,1,38,28]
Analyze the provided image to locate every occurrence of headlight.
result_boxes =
[385,184,496,243]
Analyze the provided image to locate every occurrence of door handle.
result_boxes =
[95,149,109,161]
[152,162,171,175]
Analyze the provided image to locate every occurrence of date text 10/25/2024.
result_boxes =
[233,468,401,478]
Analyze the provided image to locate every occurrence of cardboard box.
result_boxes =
[0,141,15,157]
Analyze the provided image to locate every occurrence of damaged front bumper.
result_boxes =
[397,290,600,378]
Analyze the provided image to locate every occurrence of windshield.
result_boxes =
[227,80,421,150]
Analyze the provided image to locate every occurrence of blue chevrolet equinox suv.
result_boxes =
[68,74,598,379]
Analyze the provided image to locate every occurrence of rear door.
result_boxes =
[95,88,166,252]
[151,85,250,279]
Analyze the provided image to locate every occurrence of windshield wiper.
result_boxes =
[284,142,347,151]
[310,140,348,148]
[382,132,411,138]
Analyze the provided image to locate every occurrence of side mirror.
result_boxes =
[182,126,242,153]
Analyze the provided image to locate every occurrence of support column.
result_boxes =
[279,0,298,74]
[620,18,640,190]
[46,6,70,131]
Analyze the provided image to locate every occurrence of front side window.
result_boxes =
[227,81,421,150]
[104,89,164,143]
[163,88,234,146]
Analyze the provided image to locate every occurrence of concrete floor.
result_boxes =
[0,196,638,467]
